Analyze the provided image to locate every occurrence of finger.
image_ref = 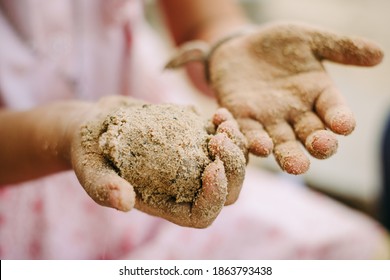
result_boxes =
[208,133,246,205]
[165,40,210,69]
[216,120,248,158]
[292,111,338,159]
[266,122,310,174]
[237,118,273,157]
[135,195,194,227]
[134,160,227,228]
[210,108,248,161]
[72,148,136,212]
[72,123,136,212]
[315,85,356,135]
[194,158,228,226]
[310,29,384,66]
[212,107,235,126]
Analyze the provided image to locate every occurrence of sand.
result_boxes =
[98,103,213,206]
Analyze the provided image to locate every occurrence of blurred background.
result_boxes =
[144,0,390,218]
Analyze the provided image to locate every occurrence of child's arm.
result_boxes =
[0,100,135,212]
[159,0,249,45]
[0,102,87,184]
[0,96,247,228]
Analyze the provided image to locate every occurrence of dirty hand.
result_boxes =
[132,106,247,228]
[69,97,142,214]
[71,96,246,228]
[166,22,384,174]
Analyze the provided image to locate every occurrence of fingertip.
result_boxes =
[200,159,228,203]
[311,30,385,66]
[246,131,274,157]
[96,176,136,212]
[208,133,246,204]
[187,159,227,228]
[216,120,240,139]
[364,41,384,66]
[208,133,246,166]
[208,133,223,156]
[274,142,310,175]
[282,154,310,175]
[111,188,136,212]
[348,38,384,66]
[305,130,338,159]
[326,107,356,135]
[237,118,273,157]
[216,120,248,156]
[212,108,234,126]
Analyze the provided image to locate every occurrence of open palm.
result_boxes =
[168,22,384,174]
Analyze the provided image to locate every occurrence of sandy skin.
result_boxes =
[166,21,384,174]
[76,97,246,228]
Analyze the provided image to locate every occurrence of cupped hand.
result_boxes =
[69,96,247,228]
[69,96,142,213]
[167,22,384,174]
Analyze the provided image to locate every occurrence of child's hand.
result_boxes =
[70,96,247,228]
[167,22,384,174]
[69,97,141,213]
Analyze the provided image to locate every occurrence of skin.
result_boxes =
[0,101,84,184]
[0,0,250,228]
[139,106,247,228]
[77,97,247,228]
[0,96,246,228]
[0,0,384,227]
[0,0,249,228]
[160,0,250,95]
[166,22,384,174]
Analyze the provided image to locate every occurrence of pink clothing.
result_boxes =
[0,0,389,259]
[0,0,195,107]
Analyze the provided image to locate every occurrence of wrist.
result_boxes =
[0,101,91,184]
[190,17,252,44]
[190,26,257,86]
[22,101,92,176]
[54,101,92,165]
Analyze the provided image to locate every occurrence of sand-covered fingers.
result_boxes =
[237,118,273,157]
[309,27,384,66]
[208,132,246,205]
[73,154,136,211]
[189,158,228,227]
[197,158,228,216]
[292,111,338,159]
[71,121,136,212]
[315,84,356,136]
[212,107,235,126]
[212,108,248,160]
[135,159,227,228]
[266,122,310,175]
[71,149,136,212]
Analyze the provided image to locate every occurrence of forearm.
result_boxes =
[0,101,90,184]
[159,0,250,45]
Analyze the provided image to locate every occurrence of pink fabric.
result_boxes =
[126,167,389,259]
[0,0,195,108]
[0,0,389,259]
[1,168,388,259]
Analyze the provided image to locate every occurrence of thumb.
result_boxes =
[72,122,135,212]
[74,155,136,212]
[310,28,384,66]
